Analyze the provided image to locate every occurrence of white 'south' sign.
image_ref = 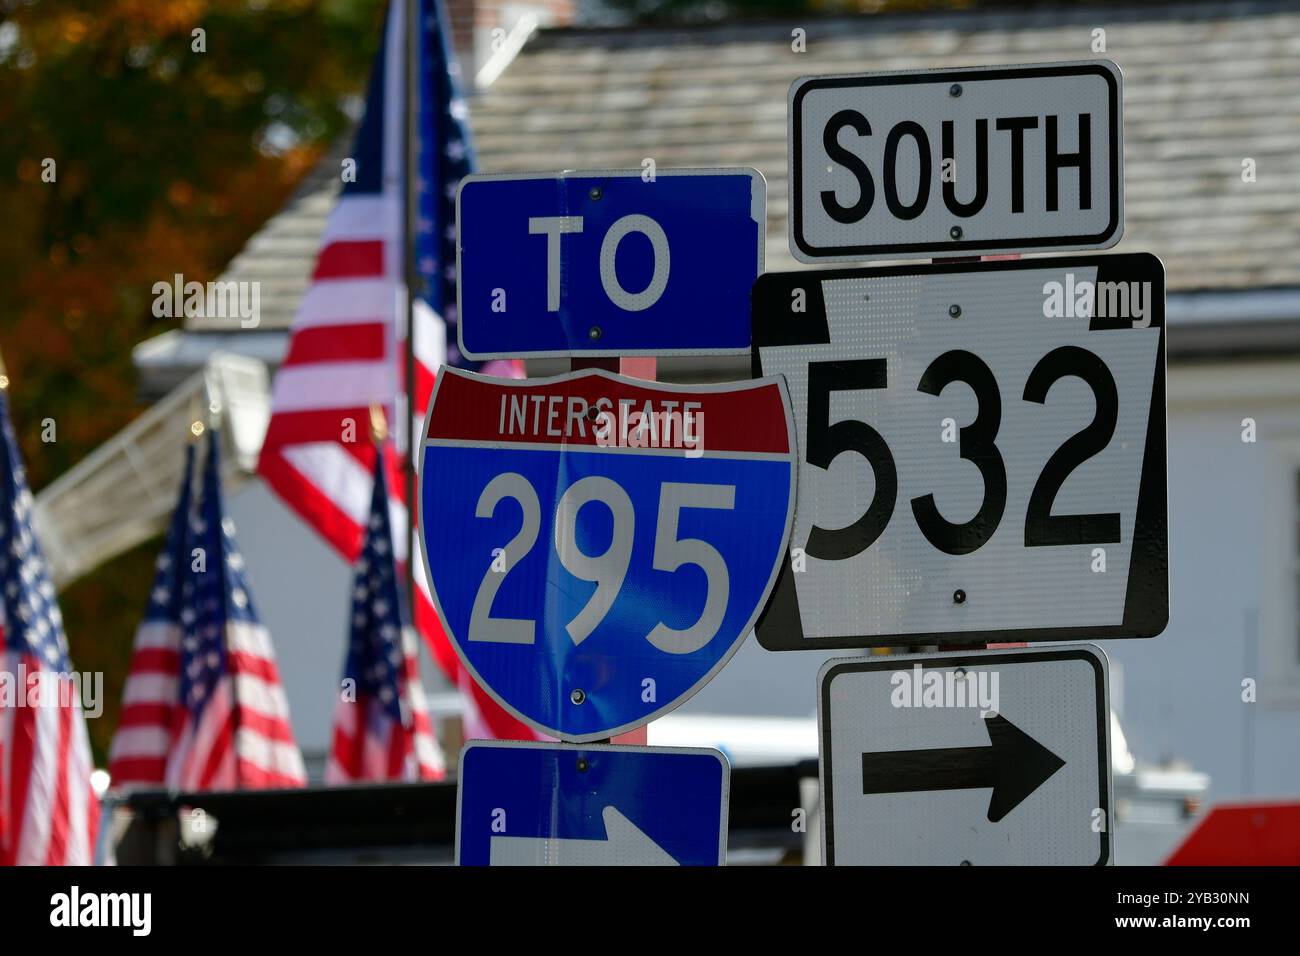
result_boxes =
[819,646,1113,866]
[789,61,1123,260]
[753,254,1167,650]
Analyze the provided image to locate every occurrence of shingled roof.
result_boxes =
[474,1,1300,291]
[141,0,1300,373]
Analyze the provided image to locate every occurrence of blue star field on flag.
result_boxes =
[179,430,260,717]
[343,454,408,724]
[0,391,70,673]
[415,0,479,369]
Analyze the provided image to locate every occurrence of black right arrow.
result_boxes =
[861,713,1066,823]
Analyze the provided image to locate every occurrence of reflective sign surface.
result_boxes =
[789,61,1123,260]
[421,368,796,740]
[754,253,1166,648]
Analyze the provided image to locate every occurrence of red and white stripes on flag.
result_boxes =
[164,430,306,792]
[257,0,536,742]
[106,617,180,785]
[165,621,306,792]
[0,391,99,865]
[326,448,444,783]
[107,444,196,787]
[109,435,307,793]
[133,431,310,790]
[326,629,445,783]
[0,651,99,865]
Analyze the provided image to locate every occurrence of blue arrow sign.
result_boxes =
[418,368,796,742]
[456,741,730,866]
[455,168,765,359]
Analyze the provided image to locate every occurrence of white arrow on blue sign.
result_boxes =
[455,168,766,359]
[456,741,730,866]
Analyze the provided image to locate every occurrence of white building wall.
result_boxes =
[1103,359,1300,802]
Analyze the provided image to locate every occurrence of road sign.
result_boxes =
[753,253,1167,650]
[456,741,729,866]
[818,645,1113,865]
[788,60,1123,260]
[419,367,796,741]
[456,168,765,359]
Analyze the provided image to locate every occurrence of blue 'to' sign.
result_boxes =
[455,168,766,359]
[418,367,796,742]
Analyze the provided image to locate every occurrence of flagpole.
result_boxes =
[403,0,420,628]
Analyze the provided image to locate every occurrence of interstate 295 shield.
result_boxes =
[419,367,797,742]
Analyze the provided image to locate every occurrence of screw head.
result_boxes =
[588,326,602,341]
[953,589,967,605]
[960,859,972,866]
[954,667,967,679]
[589,186,603,200]
[570,688,586,705]
[585,404,601,422]
[949,225,963,240]
[576,757,590,773]
[948,304,962,318]
[949,83,962,97]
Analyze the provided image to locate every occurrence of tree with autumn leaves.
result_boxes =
[0,0,385,760]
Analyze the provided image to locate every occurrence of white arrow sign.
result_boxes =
[819,645,1113,865]
[488,806,680,866]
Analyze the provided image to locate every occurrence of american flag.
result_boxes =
[327,445,444,782]
[0,389,99,865]
[257,0,535,740]
[106,443,196,787]
[166,430,306,790]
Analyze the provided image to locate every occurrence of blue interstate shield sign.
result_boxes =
[419,367,796,741]
[455,168,765,359]
[457,741,729,866]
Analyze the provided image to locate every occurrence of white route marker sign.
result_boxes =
[752,254,1167,650]
[789,60,1123,260]
[818,645,1114,866]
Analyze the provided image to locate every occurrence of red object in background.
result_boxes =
[1165,802,1300,865]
